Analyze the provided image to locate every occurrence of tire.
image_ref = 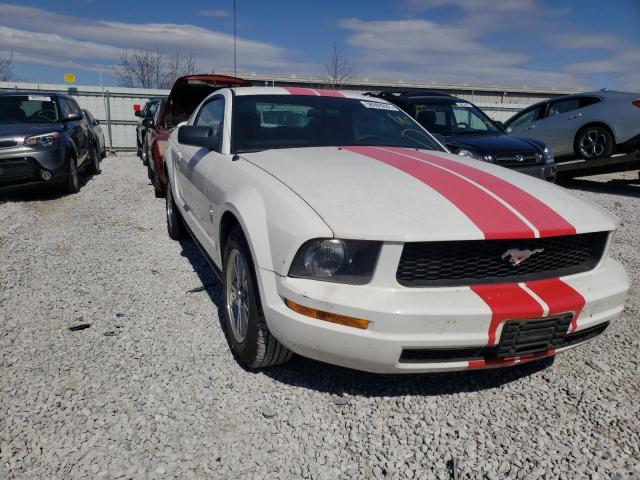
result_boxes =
[152,163,165,198]
[574,126,614,160]
[141,142,149,166]
[85,143,101,175]
[64,155,80,194]
[222,226,292,369]
[165,180,186,241]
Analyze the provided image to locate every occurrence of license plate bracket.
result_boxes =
[493,313,573,359]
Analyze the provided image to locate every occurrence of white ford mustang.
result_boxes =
[163,86,629,373]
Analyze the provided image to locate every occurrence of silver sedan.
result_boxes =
[504,90,640,159]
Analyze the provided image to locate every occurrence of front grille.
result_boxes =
[494,152,541,167]
[399,320,609,363]
[0,140,18,149]
[397,232,608,287]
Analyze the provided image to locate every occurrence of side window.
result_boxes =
[60,98,81,117]
[59,99,72,117]
[580,96,601,108]
[195,98,225,149]
[506,105,543,128]
[547,98,581,118]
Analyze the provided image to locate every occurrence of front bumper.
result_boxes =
[511,163,557,182]
[257,248,628,373]
[0,143,66,192]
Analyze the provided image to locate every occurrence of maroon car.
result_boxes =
[143,74,251,197]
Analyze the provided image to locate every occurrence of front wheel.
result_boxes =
[85,143,101,175]
[64,156,80,194]
[222,226,292,369]
[575,126,614,160]
[165,180,186,240]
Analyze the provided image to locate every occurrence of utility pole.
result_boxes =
[233,0,237,76]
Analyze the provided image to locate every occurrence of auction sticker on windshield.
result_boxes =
[360,101,398,111]
[455,102,473,108]
[28,96,52,102]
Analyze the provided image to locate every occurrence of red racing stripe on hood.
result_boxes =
[470,283,544,346]
[384,147,576,237]
[283,87,318,96]
[312,89,344,97]
[282,87,344,97]
[343,146,535,239]
[525,278,586,332]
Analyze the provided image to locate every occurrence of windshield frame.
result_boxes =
[0,94,62,125]
[230,94,447,154]
[408,98,501,136]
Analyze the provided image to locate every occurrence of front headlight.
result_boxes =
[543,146,555,164]
[457,149,482,160]
[24,132,60,149]
[289,239,381,284]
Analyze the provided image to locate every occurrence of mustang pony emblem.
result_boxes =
[501,248,544,266]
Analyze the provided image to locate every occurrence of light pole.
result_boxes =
[233,0,237,76]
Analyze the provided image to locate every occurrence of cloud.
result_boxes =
[340,17,586,88]
[0,3,310,76]
[198,9,230,18]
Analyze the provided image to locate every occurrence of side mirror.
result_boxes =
[134,110,144,118]
[178,126,219,150]
[142,117,155,128]
[64,112,83,122]
[494,121,505,131]
[431,133,447,147]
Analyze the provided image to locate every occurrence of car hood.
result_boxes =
[241,146,617,242]
[0,123,64,140]
[445,133,543,155]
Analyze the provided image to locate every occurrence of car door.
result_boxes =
[60,98,89,162]
[505,103,546,140]
[528,97,586,155]
[175,96,226,238]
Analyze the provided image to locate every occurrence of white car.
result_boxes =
[163,86,629,373]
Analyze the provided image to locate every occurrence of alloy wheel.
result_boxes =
[226,249,250,343]
[579,129,608,158]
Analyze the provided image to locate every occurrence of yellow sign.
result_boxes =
[64,73,76,83]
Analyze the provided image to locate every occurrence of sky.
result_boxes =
[1,0,639,90]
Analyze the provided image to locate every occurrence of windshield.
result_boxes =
[0,95,61,124]
[411,100,500,136]
[232,95,443,153]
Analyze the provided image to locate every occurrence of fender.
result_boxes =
[217,178,333,277]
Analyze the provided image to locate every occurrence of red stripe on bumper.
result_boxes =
[525,278,586,332]
[470,283,544,346]
[386,148,576,237]
[343,146,535,239]
[468,349,555,369]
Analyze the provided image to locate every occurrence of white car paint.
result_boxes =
[164,87,629,373]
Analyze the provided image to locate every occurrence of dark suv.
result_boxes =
[0,92,100,194]
[369,91,556,182]
[135,97,164,164]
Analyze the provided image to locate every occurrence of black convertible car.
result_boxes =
[368,91,557,182]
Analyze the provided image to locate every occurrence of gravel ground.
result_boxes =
[1,155,638,480]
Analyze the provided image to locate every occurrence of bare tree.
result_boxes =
[115,49,200,89]
[114,49,165,88]
[323,43,356,88]
[0,52,16,82]
[161,51,197,89]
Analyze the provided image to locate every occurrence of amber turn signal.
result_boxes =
[284,298,370,330]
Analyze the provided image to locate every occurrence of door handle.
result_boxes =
[569,113,582,120]
[525,124,536,131]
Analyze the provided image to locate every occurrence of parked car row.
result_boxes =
[0,92,105,195]
[134,75,251,198]
[136,77,628,374]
